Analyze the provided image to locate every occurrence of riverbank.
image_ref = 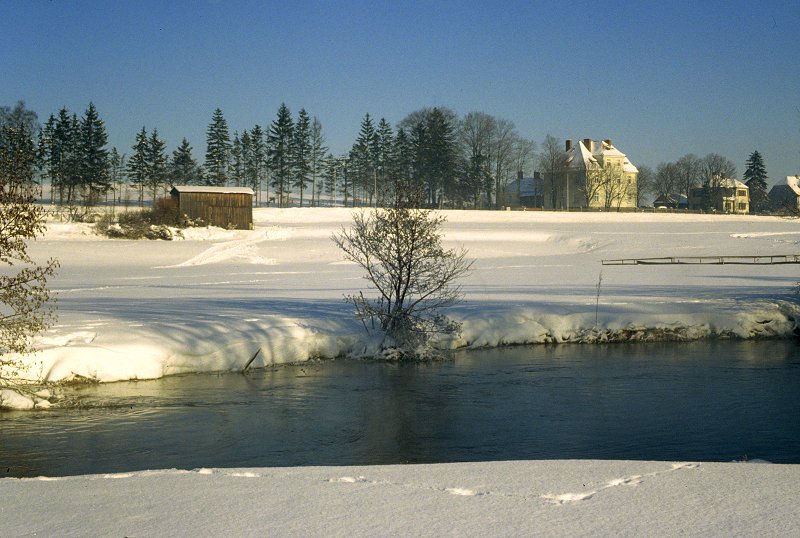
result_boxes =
[1,459,797,536]
[3,209,800,409]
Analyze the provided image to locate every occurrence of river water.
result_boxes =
[2,340,799,477]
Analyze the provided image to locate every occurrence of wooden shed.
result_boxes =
[170,186,254,230]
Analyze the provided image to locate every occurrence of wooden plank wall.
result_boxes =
[175,192,253,230]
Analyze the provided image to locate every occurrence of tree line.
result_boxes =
[7,99,771,212]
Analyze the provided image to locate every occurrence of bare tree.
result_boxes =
[654,162,679,197]
[488,118,516,208]
[459,112,496,208]
[0,121,59,387]
[635,164,655,207]
[675,153,702,197]
[539,134,567,209]
[332,191,472,359]
[700,153,738,210]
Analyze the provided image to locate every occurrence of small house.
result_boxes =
[688,178,749,214]
[768,176,800,213]
[170,186,254,230]
[501,172,544,208]
[653,193,688,210]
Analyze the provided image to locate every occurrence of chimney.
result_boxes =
[583,138,593,152]
[565,139,572,151]
[603,139,612,147]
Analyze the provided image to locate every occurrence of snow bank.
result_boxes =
[4,209,799,405]
[1,460,797,536]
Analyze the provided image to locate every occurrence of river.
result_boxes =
[2,340,799,477]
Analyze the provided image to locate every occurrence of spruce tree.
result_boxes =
[230,131,243,187]
[321,153,339,205]
[147,129,168,200]
[743,150,769,213]
[267,103,294,207]
[109,147,127,205]
[169,138,202,186]
[292,109,311,205]
[64,113,82,206]
[79,102,110,205]
[423,108,458,207]
[309,117,327,207]
[350,113,376,205]
[204,108,231,186]
[375,118,394,206]
[127,126,149,205]
[248,125,266,204]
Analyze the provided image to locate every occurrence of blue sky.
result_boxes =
[2,0,798,184]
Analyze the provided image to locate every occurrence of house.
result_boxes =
[170,186,254,230]
[501,172,544,208]
[542,138,638,210]
[768,176,800,213]
[653,193,688,210]
[687,178,749,214]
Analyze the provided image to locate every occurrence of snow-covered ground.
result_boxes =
[4,208,799,402]
[3,209,799,535]
[2,460,798,536]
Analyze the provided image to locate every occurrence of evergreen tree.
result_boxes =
[230,131,244,187]
[238,129,252,190]
[147,129,168,200]
[109,147,127,205]
[743,150,769,213]
[63,113,82,206]
[309,117,327,206]
[39,108,81,206]
[350,113,376,205]
[321,153,340,206]
[422,108,459,207]
[392,127,414,190]
[169,138,203,186]
[204,108,231,186]
[292,109,311,205]
[78,102,110,205]
[267,103,294,207]
[248,125,266,204]
[127,126,149,205]
[375,118,394,206]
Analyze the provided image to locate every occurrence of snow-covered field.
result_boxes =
[3,209,800,535]
[4,208,799,400]
[2,460,798,536]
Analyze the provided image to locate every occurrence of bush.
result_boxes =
[93,198,184,240]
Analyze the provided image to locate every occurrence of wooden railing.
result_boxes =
[602,255,800,265]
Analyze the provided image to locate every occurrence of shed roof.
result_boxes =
[171,185,254,195]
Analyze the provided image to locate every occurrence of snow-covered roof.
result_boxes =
[786,176,800,196]
[502,176,542,197]
[716,178,747,189]
[565,139,638,174]
[171,185,254,195]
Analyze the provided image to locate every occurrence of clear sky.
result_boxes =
[2,0,798,185]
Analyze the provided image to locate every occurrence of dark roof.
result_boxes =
[171,185,254,195]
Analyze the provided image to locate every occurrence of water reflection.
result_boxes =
[1,340,799,477]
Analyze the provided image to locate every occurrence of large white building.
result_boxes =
[543,138,639,210]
